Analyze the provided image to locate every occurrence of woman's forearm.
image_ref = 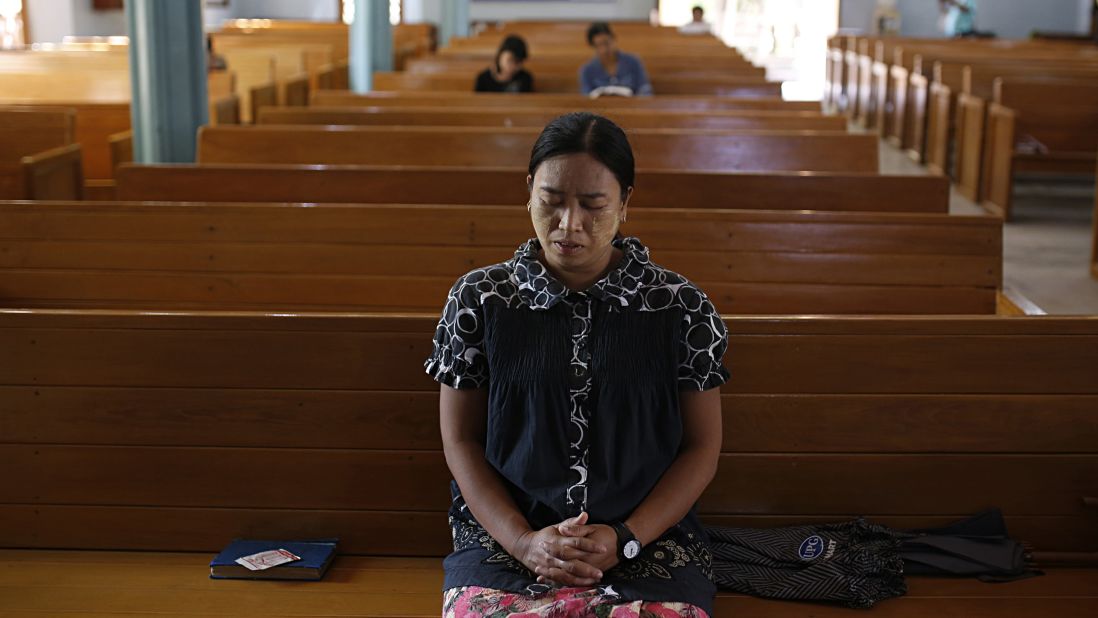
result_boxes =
[444,439,533,555]
[623,445,719,546]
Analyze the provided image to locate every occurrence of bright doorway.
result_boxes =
[658,0,840,101]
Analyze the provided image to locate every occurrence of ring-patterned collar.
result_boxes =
[512,236,651,310]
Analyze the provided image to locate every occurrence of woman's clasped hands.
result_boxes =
[513,512,621,587]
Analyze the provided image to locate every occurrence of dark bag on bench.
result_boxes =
[705,518,907,609]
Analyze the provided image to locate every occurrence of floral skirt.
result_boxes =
[443,585,710,618]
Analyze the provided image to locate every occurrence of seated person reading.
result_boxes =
[579,22,652,97]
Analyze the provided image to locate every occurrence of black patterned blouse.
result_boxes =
[425,236,730,615]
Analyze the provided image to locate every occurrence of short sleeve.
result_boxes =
[424,272,490,389]
[633,57,653,96]
[677,288,730,391]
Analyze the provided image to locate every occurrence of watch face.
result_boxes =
[623,540,641,560]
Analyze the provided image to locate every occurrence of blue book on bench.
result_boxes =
[210,538,338,581]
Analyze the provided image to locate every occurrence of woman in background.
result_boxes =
[475,35,534,93]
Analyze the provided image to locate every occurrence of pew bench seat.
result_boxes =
[2,550,1096,617]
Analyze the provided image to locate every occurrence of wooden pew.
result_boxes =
[393,23,436,70]
[196,126,879,173]
[1,309,1095,616]
[372,71,783,98]
[0,201,1000,314]
[980,79,1098,219]
[257,106,847,132]
[0,56,243,179]
[0,107,83,200]
[310,90,820,112]
[953,64,1098,202]
[1093,153,1098,280]
[115,164,949,214]
[405,56,764,76]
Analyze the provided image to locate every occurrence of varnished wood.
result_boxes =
[979,80,1098,220]
[3,507,1096,557]
[0,201,1000,314]
[2,550,1094,616]
[372,70,782,97]
[6,388,1094,453]
[1,310,1097,554]
[310,90,821,111]
[17,143,84,200]
[0,107,75,161]
[257,106,847,132]
[0,110,81,199]
[1092,153,1098,280]
[197,125,879,173]
[406,56,762,76]
[115,165,950,214]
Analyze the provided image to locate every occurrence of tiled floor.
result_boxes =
[878,143,1098,315]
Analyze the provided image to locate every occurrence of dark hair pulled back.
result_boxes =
[495,35,528,70]
[586,21,614,45]
[528,112,635,201]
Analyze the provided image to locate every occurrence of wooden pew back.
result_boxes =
[405,57,762,75]
[115,164,949,214]
[256,106,847,132]
[0,107,75,163]
[309,90,820,111]
[0,202,998,314]
[0,108,82,200]
[2,310,1094,555]
[372,71,782,97]
[196,125,879,173]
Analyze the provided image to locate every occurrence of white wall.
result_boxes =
[838,0,875,32]
[26,0,74,43]
[404,0,443,25]
[841,0,1091,38]
[70,0,126,36]
[469,0,656,22]
[230,0,340,21]
[204,3,238,30]
[973,0,1087,38]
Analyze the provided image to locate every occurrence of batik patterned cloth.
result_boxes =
[443,585,710,618]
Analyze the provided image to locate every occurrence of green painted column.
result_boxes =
[439,0,470,48]
[350,0,393,93]
[125,0,208,163]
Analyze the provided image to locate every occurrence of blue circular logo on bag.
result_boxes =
[798,535,825,561]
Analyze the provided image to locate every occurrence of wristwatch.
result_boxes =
[611,521,642,561]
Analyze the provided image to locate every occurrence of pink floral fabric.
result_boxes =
[443,586,710,618]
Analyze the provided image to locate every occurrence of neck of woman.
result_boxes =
[540,247,623,292]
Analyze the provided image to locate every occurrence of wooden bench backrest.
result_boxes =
[372,71,783,98]
[216,51,276,123]
[256,106,847,132]
[1093,152,1098,279]
[309,90,821,112]
[0,107,75,162]
[196,125,879,173]
[964,63,1098,98]
[995,79,1098,152]
[212,29,349,61]
[1,310,1094,555]
[114,164,948,214]
[405,57,761,75]
[0,201,997,314]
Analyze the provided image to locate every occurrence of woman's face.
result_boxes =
[591,33,616,63]
[527,152,631,279]
[497,50,522,80]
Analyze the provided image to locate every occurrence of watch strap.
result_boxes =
[611,521,638,560]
